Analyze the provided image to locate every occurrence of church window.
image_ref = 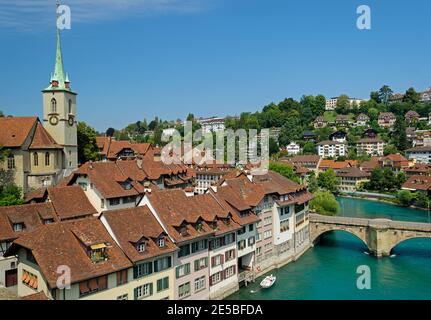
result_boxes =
[68,99,72,114]
[7,155,15,170]
[33,153,39,166]
[45,152,50,166]
[51,98,57,113]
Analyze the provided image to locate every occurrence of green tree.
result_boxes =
[307,172,319,193]
[383,144,399,156]
[269,162,300,184]
[403,87,420,104]
[414,192,430,209]
[317,169,339,193]
[381,168,396,190]
[396,190,414,207]
[302,141,316,155]
[309,191,340,216]
[269,138,279,156]
[392,116,409,151]
[77,122,99,164]
[378,85,393,105]
[335,95,351,114]
[0,184,24,206]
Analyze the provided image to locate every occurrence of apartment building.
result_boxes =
[325,97,365,111]
[191,163,234,194]
[96,137,152,161]
[406,146,431,164]
[355,113,370,126]
[336,168,370,193]
[5,219,134,300]
[378,112,396,128]
[139,189,242,300]
[356,138,386,156]
[316,141,347,158]
[101,206,177,300]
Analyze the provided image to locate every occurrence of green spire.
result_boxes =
[44,27,72,92]
[53,28,66,84]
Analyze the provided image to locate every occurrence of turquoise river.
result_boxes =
[227,197,431,300]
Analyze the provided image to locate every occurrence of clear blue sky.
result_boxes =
[1,0,430,131]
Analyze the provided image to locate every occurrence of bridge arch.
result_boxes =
[389,234,431,255]
[310,223,370,251]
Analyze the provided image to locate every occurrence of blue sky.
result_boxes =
[1,0,430,131]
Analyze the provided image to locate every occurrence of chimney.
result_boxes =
[137,156,143,169]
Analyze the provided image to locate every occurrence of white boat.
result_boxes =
[260,275,276,288]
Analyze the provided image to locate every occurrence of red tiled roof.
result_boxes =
[29,122,62,149]
[102,206,177,263]
[0,117,37,148]
[5,219,132,288]
[402,175,431,191]
[319,160,357,170]
[0,203,58,242]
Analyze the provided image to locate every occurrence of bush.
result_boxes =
[396,190,414,207]
[310,191,340,216]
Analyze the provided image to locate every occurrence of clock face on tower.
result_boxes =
[68,115,74,127]
[49,115,59,126]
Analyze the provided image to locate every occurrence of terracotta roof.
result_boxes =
[47,186,98,220]
[289,155,321,164]
[319,160,357,170]
[402,175,431,191]
[317,140,346,146]
[404,164,431,175]
[0,203,58,242]
[360,157,381,171]
[336,167,370,178]
[379,112,396,119]
[21,292,50,300]
[5,218,132,288]
[102,206,177,263]
[106,140,151,159]
[253,171,305,195]
[146,189,240,243]
[379,154,409,166]
[29,122,62,149]
[0,117,37,148]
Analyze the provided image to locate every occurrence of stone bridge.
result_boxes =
[309,214,431,257]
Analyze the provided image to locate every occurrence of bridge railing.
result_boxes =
[309,214,431,232]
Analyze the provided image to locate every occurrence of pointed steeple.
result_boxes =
[44,5,72,92]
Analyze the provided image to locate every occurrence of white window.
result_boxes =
[137,243,146,253]
[264,230,272,239]
[194,276,206,293]
[158,238,165,248]
[225,266,236,279]
[117,294,128,300]
[210,272,222,286]
[13,223,24,232]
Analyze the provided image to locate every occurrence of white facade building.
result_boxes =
[286,142,301,155]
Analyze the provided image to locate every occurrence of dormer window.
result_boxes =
[89,243,108,263]
[13,223,24,232]
[194,221,203,232]
[157,238,165,248]
[137,242,146,253]
[43,218,54,225]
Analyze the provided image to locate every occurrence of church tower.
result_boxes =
[42,26,78,171]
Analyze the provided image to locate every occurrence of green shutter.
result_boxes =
[154,260,158,273]
[185,263,190,275]
[167,256,172,268]
[149,283,153,296]
[157,279,162,292]
[176,266,180,279]
[134,287,138,300]
[194,259,199,271]
[164,277,169,289]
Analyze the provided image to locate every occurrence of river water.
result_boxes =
[227,197,431,300]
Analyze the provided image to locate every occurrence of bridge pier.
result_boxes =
[367,223,392,257]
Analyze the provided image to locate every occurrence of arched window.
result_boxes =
[33,153,39,166]
[68,99,72,114]
[51,98,57,113]
[45,152,50,166]
[7,154,15,170]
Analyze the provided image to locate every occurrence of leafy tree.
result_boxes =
[269,138,279,156]
[314,95,326,116]
[381,168,397,190]
[370,91,380,103]
[317,168,339,193]
[106,127,115,137]
[403,87,420,104]
[307,172,319,193]
[384,144,399,156]
[77,122,99,164]
[269,162,300,184]
[396,190,415,207]
[0,184,24,206]
[0,110,3,117]
[335,95,351,114]
[414,192,430,209]
[378,85,393,105]
[310,191,340,216]
[392,116,409,151]
[365,168,384,191]
[302,141,316,155]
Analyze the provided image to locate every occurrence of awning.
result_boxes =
[90,243,107,250]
